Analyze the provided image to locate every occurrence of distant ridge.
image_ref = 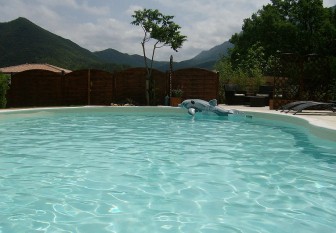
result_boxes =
[94,48,173,71]
[172,41,233,70]
[94,49,145,67]
[0,17,233,71]
[192,42,233,62]
[0,17,103,70]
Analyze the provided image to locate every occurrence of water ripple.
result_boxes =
[0,109,335,232]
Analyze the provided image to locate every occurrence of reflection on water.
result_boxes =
[0,108,335,233]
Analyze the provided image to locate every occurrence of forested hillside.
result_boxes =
[0,17,127,71]
[0,17,232,71]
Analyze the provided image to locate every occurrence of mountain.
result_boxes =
[94,48,171,69]
[95,41,233,71]
[171,41,233,70]
[0,17,232,71]
[94,49,145,67]
[191,41,233,62]
[0,17,125,71]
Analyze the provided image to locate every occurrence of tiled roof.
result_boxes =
[0,63,72,74]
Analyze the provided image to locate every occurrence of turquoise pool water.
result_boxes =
[0,107,335,233]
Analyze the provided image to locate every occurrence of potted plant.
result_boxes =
[170,89,183,106]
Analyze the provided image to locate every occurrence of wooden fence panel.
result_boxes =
[7,73,36,107]
[64,70,89,106]
[7,70,63,107]
[90,70,114,105]
[171,68,219,101]
[113,68,167,105]
[153,69,169,105]
[113,68,146,105]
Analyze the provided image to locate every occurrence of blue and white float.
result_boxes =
[179,99,242,116]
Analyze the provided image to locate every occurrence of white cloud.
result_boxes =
[324,0,335,7]
[126,5,144,16]
[1,0,333,62]
[34,0,110,16]
[135,0,271,60]
[69,17,142,54]
[0,0,271,61]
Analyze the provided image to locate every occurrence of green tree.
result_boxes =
[230,0,335,67]
[236,42,267,76]
[215,53,264,101]
[230,2,297,67]
[131,8,187,105]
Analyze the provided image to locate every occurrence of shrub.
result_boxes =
[171,89,183,97]
[328,57,336,100]
[0,73,10,108]
[215,57,265,98]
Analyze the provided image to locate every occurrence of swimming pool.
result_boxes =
[0,107,335,233]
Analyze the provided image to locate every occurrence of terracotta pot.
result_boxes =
[170,97,182,107]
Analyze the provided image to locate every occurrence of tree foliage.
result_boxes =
[215,56,264,100]
[219,0,336,103]
[229,0,336,69]
[131,8,187,105]
[0,73,10,108]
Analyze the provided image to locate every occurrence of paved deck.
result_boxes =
[219,105,336,131]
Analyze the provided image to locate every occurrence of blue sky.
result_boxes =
[0,0,334,62]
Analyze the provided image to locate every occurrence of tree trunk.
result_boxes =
[147,74,155,106]
[146,78,150,106]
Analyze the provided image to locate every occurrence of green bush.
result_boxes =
[215,57,265,102]
[328,57,336,101]
[0,73,10,108]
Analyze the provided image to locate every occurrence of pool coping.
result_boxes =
[219,105,336,142]
[1,105,335,142]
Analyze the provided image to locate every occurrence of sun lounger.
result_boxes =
[289,102,336,115]
[277,101,313,112]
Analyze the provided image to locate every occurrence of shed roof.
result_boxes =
[0,63,72,74]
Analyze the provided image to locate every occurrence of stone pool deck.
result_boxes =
[219,105,336,131]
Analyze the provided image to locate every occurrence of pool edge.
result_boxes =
[241,110,336,142]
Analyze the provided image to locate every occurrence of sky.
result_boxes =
[0,0,335,62]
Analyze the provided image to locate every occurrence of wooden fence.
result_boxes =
[172,68,219,100]
[6,68,219,107]
[7,70,63,107]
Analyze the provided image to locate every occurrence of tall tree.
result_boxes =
[229,0,335,70]
[131,8,187,105]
